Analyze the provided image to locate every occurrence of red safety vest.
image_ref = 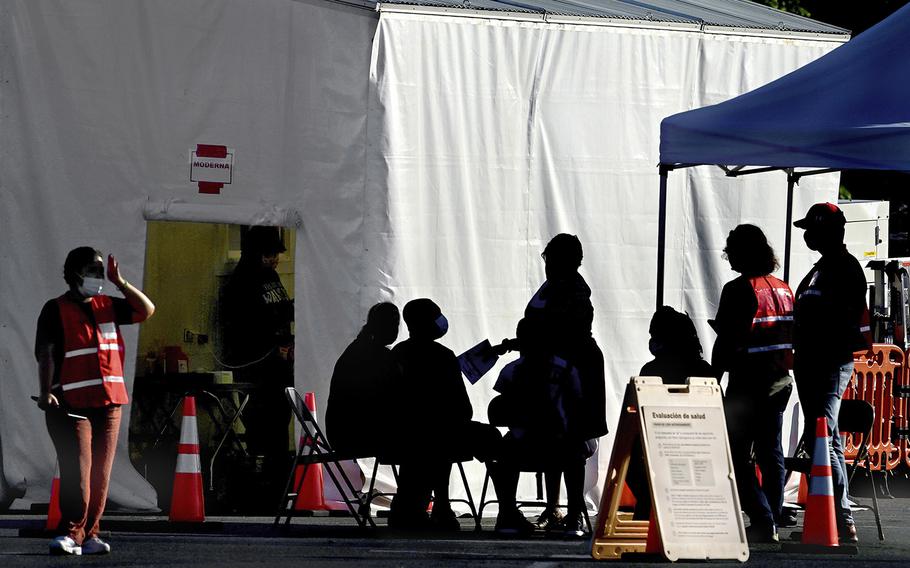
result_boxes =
[747,276,795,370]
[55,294,129,408]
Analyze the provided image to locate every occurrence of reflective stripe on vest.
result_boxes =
[64,344,122,358]
[60,376,125,392]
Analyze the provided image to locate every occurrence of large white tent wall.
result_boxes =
[2,0,842,510]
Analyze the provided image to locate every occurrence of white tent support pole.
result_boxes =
[657,164,671,309]
[784,168,796,284]
[783,167,839,283]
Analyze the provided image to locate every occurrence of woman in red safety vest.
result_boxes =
[34,247,155,556]
[711,224,794,544]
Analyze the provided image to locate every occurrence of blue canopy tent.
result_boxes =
[656,3,910,304]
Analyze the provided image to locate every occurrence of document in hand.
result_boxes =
[458,339,499,384]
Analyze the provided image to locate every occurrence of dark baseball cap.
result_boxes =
[793,202,846,229]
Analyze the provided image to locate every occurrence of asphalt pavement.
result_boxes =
[3,480,909,567]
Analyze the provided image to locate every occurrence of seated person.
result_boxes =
[640,305,714,384]
[488,317,586,537]
[628,306,714,518]
[326,302,401,457]
[387,298,499,532]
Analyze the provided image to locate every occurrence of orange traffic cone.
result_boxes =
[46,462,61,531]
[801,417,838,547]
[797,473,808,506]
[169,396,205,522]
[645,509,662,555]
[619,481,636,509]
[293,392,329,511]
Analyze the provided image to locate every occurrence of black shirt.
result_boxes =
[794,246,868,366]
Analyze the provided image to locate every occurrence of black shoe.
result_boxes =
[495,509,535,537]
[777,508,799,528]
[388,510,431,531]
[745,523,779,544]
[535,508,564,532]
[430,508,461,532]
[839,522,858,544]
[556,511,587,539]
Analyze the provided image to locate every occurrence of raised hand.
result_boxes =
[106,254,126,288]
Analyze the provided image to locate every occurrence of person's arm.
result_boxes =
[107,254,155,322]
[711,280,754,375]
[36,343,60,409]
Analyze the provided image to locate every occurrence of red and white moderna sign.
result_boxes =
[189,144,233,194]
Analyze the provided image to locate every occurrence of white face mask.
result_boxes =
[434,314,449,337]
[78,277,105,297]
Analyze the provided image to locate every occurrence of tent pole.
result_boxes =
[784,169,796,283]
[657,165,670,309]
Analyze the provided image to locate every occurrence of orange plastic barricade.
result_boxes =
[845,346,903,471]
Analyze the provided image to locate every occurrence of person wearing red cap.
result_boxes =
[792,202,872,544]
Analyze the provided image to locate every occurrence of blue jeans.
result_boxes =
[794,360,854,526]
[726,383,791,528]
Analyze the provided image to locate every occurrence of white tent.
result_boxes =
[1,0,844,511]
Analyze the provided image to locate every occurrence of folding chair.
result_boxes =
[363,454,480,527]
[476,462,593,533]
[839,399,885,541]
[274,387,374,528]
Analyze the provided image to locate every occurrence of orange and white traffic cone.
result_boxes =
[801,417,838,547]
[46,462,61,531]
[169,396,205,522]
[797,473,808,506]
[293,392,329,511]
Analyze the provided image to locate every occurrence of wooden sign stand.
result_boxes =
[591,377,749,562]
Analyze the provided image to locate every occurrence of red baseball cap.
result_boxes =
[793,202,846,229]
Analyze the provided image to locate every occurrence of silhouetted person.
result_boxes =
[522,233,607,537]
[792,203,871,544]
[326,302,401,457]
[712,224,795,543]
[488,317,583,536]
[220,226,294,509]
[641,306,714,385]
[388,299,498,531]
[629,306,713,519]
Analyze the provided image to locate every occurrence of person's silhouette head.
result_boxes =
[793,202,846,254]
[515,317,549,358]
[63,246,103,287]
[723,224,778,277]
[542,233,583,281]
[402,298,448,340]
[361,302,400,346]
[648,306,703,360]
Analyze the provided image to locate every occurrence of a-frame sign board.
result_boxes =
[591,376,748,562]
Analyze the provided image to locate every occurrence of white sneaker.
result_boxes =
[49,536,81,555]
[81,536,111,555]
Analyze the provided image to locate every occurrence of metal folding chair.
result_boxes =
[839,398,885,541]
[274,387,374,528]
